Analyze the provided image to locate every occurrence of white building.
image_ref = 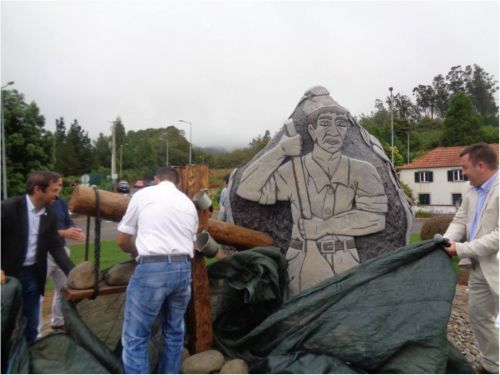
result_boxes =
[398,144,499,214]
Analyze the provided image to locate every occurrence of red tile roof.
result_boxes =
[398,144,499,170]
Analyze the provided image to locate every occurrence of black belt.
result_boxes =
[289,239,356,253]
[138,255,189,264]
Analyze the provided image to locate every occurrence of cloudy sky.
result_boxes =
[2,1,498,149]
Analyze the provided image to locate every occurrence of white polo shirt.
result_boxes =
[118,181,198,257]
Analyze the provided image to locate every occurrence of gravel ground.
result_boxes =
[447,284,481,370]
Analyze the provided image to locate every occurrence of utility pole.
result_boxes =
[111,121,117,189]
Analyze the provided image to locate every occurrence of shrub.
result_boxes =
[415,210,432,218]
[420,214,454,240]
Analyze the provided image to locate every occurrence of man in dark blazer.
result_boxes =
[1,171,74,344]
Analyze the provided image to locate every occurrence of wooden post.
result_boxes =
[176,165,213,353]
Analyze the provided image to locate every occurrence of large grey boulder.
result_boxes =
[227,86,413,294]
[67,261,103,289]
[103,261,135,286]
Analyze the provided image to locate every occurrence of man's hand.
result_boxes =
[1,269,6,285]
[59,227,86,242]
[298,216,326,240]
[280,134,302,157]
[441,239,458,256]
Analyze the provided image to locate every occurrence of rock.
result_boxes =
[183,347,190,360]
[67,261,102,289]
[228,85,413,295]
[181,349,225,374]
[220,359,249,374]
[104,261,135,286]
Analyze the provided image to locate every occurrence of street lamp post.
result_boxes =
[389,87,394,166]
[1,81,15,199]
[178,119,192,165]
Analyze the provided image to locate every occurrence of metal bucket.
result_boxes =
[193,189,212,210]
[195,231,219,258]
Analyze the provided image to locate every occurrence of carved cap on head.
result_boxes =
[298,85,348,125]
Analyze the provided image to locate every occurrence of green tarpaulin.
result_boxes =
[208,240,474,374]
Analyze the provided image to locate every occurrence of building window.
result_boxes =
[415,171,433,183]
[452,193,462,207]
[447,169,468,182]
[418,193,431,205]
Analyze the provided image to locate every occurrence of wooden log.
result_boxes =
[208,219,272,249]
[69,186,273,249]
[177,165,213,354]
[61,283,126,301]
[69,186,131,222]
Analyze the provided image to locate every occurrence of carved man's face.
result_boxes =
[308,111,348,154]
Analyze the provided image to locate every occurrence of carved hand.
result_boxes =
[280,134,302,156]
[298,216,327,240]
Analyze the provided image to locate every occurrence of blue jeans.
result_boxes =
[18,266,41,344]
[122,258,192,374]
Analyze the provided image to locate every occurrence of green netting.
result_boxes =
[207,241,474,374]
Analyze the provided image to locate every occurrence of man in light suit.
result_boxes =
[1,171,75,344]
[443,143,498,374]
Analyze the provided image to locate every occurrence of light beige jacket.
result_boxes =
[444,173,499,293]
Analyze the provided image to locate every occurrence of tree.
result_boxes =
[431,74,449,118]
[2,89,54,197]
[441,93,483,146]
[113,116,127,147]
[93,133,111,168]
[465,64,498,117]
[412,85,435,118]
[56,119,93,176]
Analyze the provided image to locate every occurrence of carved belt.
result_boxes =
[289,239,356,253]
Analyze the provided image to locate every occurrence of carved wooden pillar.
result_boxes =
[176,165,213,353]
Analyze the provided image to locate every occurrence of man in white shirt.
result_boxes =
[117,166,198,374]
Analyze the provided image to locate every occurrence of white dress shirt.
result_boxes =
[118,181,198,257]
[24,194,46,266]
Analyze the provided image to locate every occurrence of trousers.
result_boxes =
[469,266,499,373]
[18,266,41,344]
[121,258,192,373]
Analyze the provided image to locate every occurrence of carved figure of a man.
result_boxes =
[237,87,388,296]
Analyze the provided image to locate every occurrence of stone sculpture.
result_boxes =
[229,86,413,297]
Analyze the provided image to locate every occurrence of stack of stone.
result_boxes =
[181,349,248,374]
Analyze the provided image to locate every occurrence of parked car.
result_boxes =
[133,180,145,188]
[146,180,155,187]
[117,180,130,193]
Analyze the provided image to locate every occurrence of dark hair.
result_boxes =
[460,143,498,170]
[156,166,179,184]
[26,171,60,194]
[223,174,230,184]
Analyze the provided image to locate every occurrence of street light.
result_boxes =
[178,119,192,165]
[389,87,394,166]
[1,81,15,199]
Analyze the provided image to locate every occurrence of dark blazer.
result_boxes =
[1,195,74,296]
